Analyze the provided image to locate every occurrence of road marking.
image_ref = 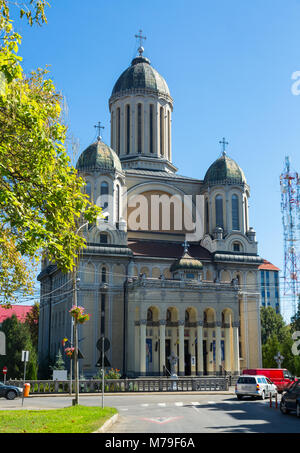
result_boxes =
[175,402,183,406]
[191,402,200,406]
[141,416,184,425]
[158,403,166,407]
[141,404,149,407]
[207,401,215,404]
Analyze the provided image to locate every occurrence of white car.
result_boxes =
[235,375,278,400]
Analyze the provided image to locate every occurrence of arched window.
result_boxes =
[100,233,108,244]
[232,194,239,230]
[149,104,154,153]
[160,107,164,156]
[126,104,130,154]
[205,198,209,234]
[168,110,171,160]
[111,111,114,149]
[101,267,107,283]
[233,242,242,252]
[215,195,224,228]
[116,107,120,155]
[116,185,120,224]
[166,309,172,322]
[85,181,92,201]
[147,308,153,321]
[137,103,142,153]
[101,181,109,195]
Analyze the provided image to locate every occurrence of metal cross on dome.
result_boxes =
[94,121,105,141]
[182,239,190,254]
[135,29,146,56]
[219,137,229,155]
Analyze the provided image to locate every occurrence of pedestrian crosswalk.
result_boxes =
[118,401,208,410]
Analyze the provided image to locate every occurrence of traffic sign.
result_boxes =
[2,366,7,374]
[96,337,110,352]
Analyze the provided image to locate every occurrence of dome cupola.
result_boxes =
[110,55,172,104]
[76,139,123,173]
[204,152,246,186]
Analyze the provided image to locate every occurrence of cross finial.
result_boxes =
[94,121,105,141]
[135,29,146,56]
[219,137,229,155]
[182,239,190,254]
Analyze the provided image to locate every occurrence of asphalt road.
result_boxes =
[0,392,299,433]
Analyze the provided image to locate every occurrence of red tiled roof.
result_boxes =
[127,240,212,260]
[0,305,32,323]
[258,259,280,272]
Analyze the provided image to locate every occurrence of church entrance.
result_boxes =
[184,340,191,376]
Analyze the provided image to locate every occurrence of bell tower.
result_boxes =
[109,33,176,173]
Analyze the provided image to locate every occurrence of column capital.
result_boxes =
[232,321,240,328]
[159,320,166,326]
[215,321,222,327]
[140,319,147,325]
[178,320,185,326]
[196,320,203,327]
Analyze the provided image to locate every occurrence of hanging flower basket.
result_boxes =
[69,305,90,324]
[64,347,75,358]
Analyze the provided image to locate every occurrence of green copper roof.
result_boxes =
[170,252,203,272]
[204,153,246,185]
[111,56,171,99]
[76,140,122,173]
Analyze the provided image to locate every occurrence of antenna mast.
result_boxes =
[280,156,300,317]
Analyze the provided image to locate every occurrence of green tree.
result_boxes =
[25,302,39,349]
[260,306,287,345]
[0,1,101,305]
[290,298,300,333]
[0,314,37,379]
[51,349,65,371]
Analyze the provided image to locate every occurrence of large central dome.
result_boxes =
[110,55,171,101]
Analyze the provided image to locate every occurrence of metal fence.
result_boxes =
[7,377,229,394]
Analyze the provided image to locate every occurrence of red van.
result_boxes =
[242,369,296,393]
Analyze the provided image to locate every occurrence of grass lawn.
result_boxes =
[0,405,117,433]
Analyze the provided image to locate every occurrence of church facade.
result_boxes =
[38,43,263,377]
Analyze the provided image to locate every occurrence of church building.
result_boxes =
[38,37,264,377]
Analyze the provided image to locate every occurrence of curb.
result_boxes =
[93,413,119,433]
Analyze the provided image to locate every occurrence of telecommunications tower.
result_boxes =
[280,156,300,316]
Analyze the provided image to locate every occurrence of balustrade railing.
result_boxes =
[7,377,229,394]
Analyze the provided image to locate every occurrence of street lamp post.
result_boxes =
[72,221,88,406]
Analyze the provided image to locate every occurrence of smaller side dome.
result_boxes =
[170,251,203,273]
[76,140,122,173]
[204,153,246,186]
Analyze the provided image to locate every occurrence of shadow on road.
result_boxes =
[183,397,300,433]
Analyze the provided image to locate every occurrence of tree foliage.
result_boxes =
[0,1,101,305]
[0,314,37,379]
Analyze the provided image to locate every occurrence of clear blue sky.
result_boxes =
[13,0,300,320]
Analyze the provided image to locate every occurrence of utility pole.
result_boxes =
[72,270,80,406]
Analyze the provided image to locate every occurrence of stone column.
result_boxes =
[159,320,166,376]
[139,319,147,376]
[232,321,240,375]
[224,322,231,373]
[215,321,222,375]
[178,320,185,376]
[196,321,204,376]
[171,326,178,374]
[207,326,214,375]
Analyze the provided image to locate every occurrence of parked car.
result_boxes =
[242,368,296,393]
[0,382,23,400]
[280,380,300,417]
[235,375,277,400]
